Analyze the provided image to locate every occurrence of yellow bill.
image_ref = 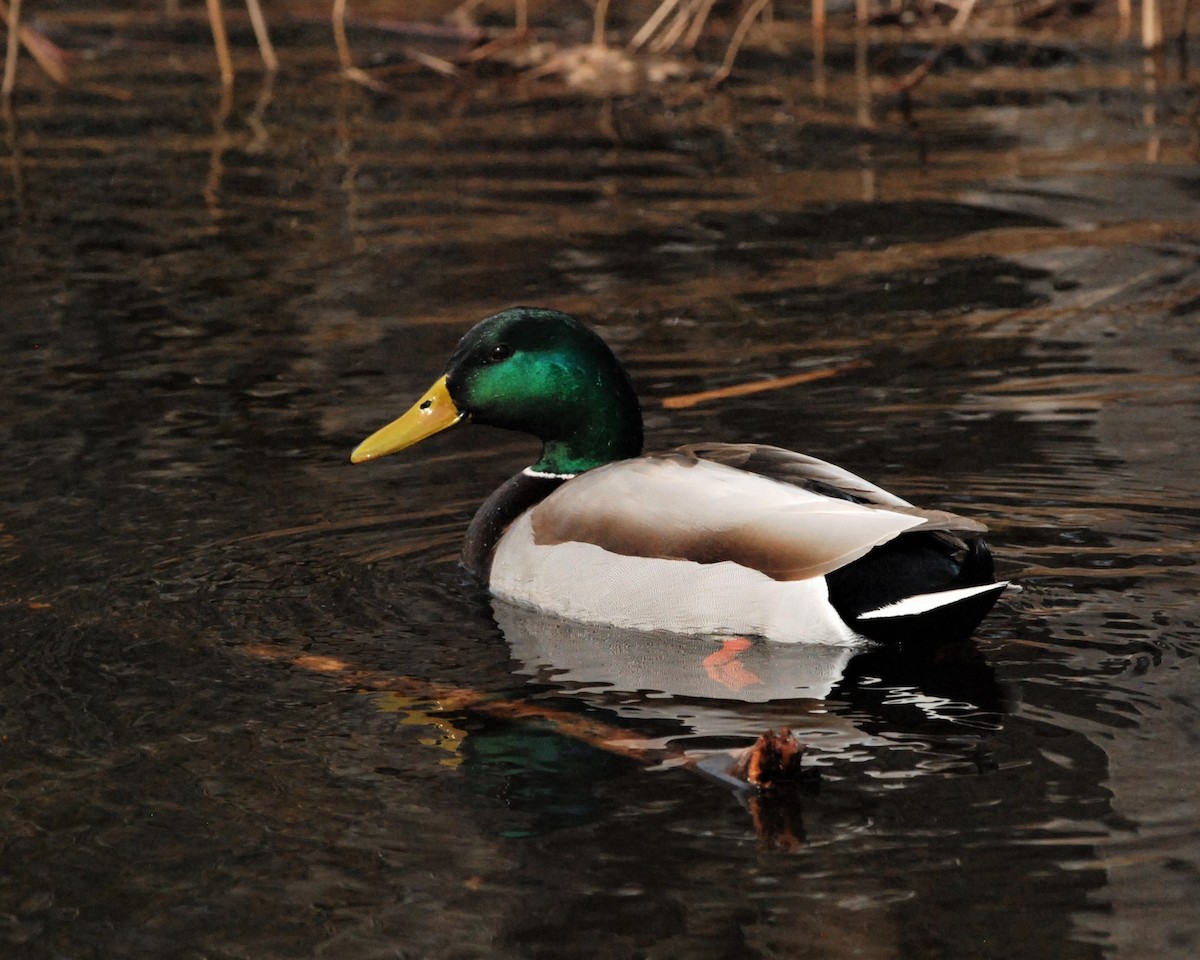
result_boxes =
[350,375,464,464]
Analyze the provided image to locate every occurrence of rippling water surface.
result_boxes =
[2,13,1199,959]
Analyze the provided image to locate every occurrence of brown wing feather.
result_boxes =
[528,454,930,582]
[677,442,988,539]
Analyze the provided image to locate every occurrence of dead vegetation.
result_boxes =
[0,0,1190,100]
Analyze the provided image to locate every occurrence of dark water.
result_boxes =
[2,16,1199,959]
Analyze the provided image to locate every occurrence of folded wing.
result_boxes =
[529,452,950,581]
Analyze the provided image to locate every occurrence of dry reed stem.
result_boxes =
[653,0,701,52]
[593,0,611,48]
[1118,0,1132,40]
[205,0,235,85]
[244,0,278,72]
[405,47,458,76]
[329,0,389,91]
[948,0,978,32]
[630,0,683,52]
[2,0,20,97]
[0,0,71,89]
[812,0,827,98]
[854,0,871,125]
[682,0,719,49]
[17,30,69,85]
[332,0,352,70]
[1143,0,1162,49]
[711,0,771,85]
[462,29,533,62]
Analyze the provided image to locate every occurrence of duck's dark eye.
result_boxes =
[487,343,514,362]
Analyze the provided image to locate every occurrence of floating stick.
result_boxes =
[661,361,868,410]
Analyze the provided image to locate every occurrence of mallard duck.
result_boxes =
[351,307,1009,645]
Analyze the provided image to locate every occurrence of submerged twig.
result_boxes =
[240,639,816,846]
[244,640,686,766]
[886,0,979,96]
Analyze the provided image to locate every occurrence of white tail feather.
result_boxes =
[858,581,1010,621]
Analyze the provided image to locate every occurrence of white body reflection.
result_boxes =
[495,598,863,704]
[492,598,1002,765]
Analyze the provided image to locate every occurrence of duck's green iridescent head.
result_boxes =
[351,308,643,476]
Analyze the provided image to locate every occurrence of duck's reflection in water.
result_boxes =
[497,600,858,702]
[470,600,1004,845]
[493,598,1003,750]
